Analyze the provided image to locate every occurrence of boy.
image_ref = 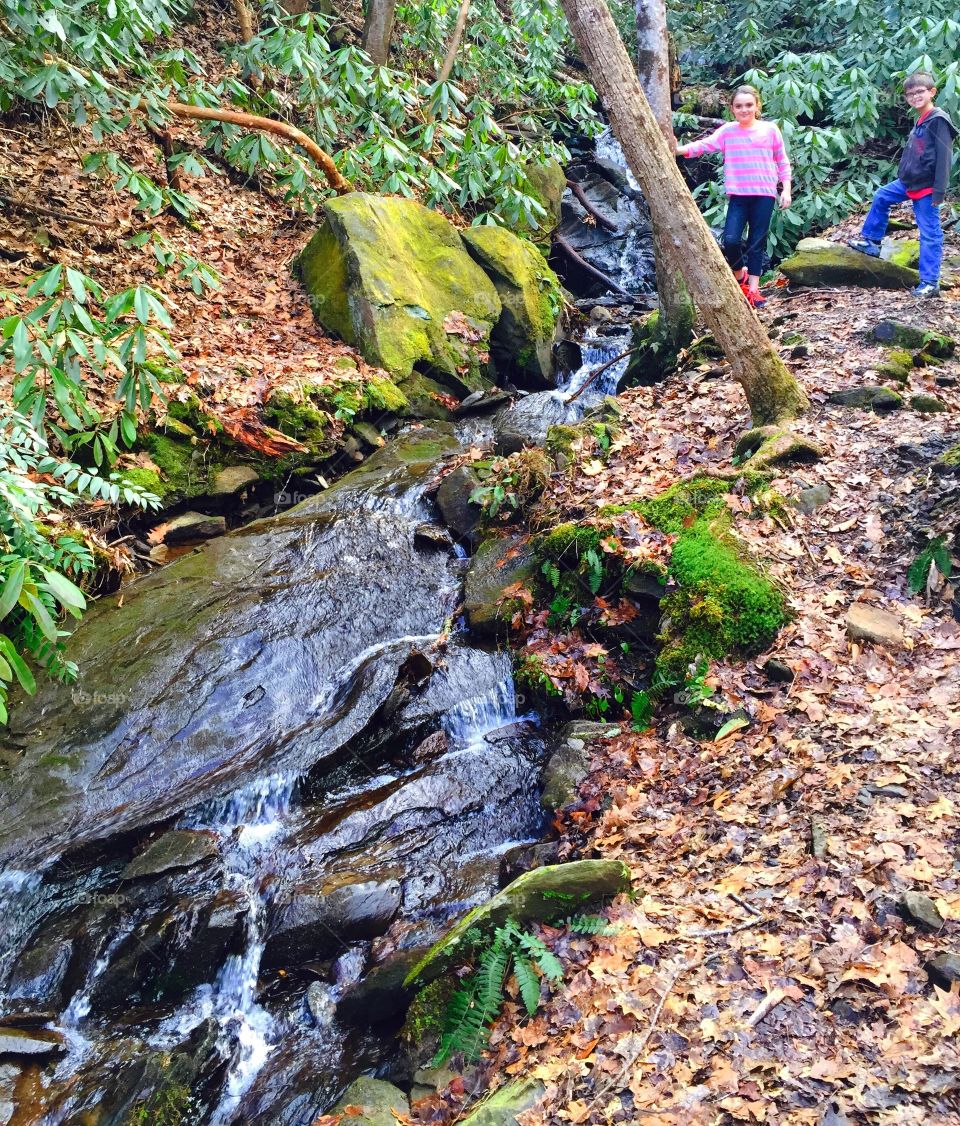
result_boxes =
[848,71,957,298]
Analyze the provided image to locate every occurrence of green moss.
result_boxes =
[601,473,770,534]
[654,518,787,687]
[910,394,947,414]
[938,443,960,467]
[167,395,223,436]
[141,432,212,500]
[404,977,454,1043]
[887,239,920,270]
[363,375,409,413]
[119,467,168,501]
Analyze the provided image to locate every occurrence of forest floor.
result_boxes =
[458,244,960,1125]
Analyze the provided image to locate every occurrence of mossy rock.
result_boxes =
[139,430,217,504]
[404,860,631,987]
[395,371,456,421]
[332,1077,409,1126]
[655,517,787,686]
[295,193,501,396]
[458,1079,547,1126]
[462,226,563,389]
[780,239,919,290]
[522,158,566,243]
[601,472,771,533]
[936,443,960,471]
[828,385,903,411]
[464,535,537,636]
[910,394,948,414]
[885,239,921,270]
[873,319,955,357]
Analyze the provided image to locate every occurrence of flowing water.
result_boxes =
[0,131,653,1122]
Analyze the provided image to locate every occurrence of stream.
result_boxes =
[0,136,653,1124]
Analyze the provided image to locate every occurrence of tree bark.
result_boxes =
[560,0,807,425]
[168,103,353,195]
[635,0,693,353]
[438,0,471,83]
[362,0,398,66]
[231,0,255,43]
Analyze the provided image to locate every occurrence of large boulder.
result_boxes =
[459,1080,546,1126]
[295,194,502,397]
[779,238,919,290]
[462,226,563,389]
[524,159,566,243]
[332,1077,409,1126]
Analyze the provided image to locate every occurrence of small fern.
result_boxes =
[431,920,566,1063]
[565,914,616,936]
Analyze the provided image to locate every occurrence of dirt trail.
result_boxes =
[482,280,960,1125]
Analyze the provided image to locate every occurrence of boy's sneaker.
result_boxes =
[745,288,766,308]
[847,237,881,258]
[911,282,940,299]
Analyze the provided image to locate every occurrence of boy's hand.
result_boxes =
[779,188,792,209]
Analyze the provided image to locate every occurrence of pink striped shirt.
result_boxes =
[684,121,791,197]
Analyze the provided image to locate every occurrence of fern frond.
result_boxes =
[514,929,564,984]
[513,952,541,1016]
[432,982,485,1065]
[565,914,615,935]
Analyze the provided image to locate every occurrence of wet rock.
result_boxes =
[122,829,220,881]
[210,465,259,496]
[332,1076,409,1126]
[464,536,537,637]
[828,386,903,411]
[436,465,483,545]
[5,914,78,1012]
[846,603,904,648]
[87,888,247,1012]
[499,841,560,885]
[454,389,512,416]
[411,1065,460,1102]
[793,483,832,514]
[162,511,228,545]
[493,392,570,455]
[336,948,423,1025]
[462,226,563,390]
[406,860,631,986]
[414,523,454,549]
[0,1026,64,1057]
[899,891,945,930]
[295,193,501,396]
[780,238,919,290]
[263,874,402,971]
[926,952,960,989]
[458,1079,546,1125]
[0,426,461,871]
[541,742,591,811]
[352,420,386,449]
[237,1037,345,1126]
[910,394,947,414]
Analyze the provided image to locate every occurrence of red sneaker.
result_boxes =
[745,288,766,308]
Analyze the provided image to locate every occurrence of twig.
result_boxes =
[727,892,761,917]
[566,178,619,232]
[0,191,113,230]
[746,986,788,1028]
[687,916,762,939]
[565,346,638,403]
[555,234,633,297]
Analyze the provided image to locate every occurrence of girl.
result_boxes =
[676,86,792,307]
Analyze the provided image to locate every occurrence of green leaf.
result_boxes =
[39,568,86,615]
[0,561,27,621]
[0,636,36,695]
[715,716,750,742]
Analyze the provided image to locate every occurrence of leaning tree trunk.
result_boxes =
[560,0,807,424]
[635,0,694,351]
[362,0,399,66]
[438,0,472,82]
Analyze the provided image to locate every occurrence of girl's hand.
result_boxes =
[779,188,792,209]
[676,144,688,157]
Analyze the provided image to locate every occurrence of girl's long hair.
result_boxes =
[731,84,762,117]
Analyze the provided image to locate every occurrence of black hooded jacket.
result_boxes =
[898,106,958,204]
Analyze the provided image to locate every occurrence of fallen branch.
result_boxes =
[566,178,619,232]
[564,345,637,403]
[168,102,352,194]
[555,234,632,297]
[0,191,113,230]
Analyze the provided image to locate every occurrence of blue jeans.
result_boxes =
[723,195,776,277]
[862,179,943,285]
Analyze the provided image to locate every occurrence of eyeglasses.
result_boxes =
[905,88,933,97]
